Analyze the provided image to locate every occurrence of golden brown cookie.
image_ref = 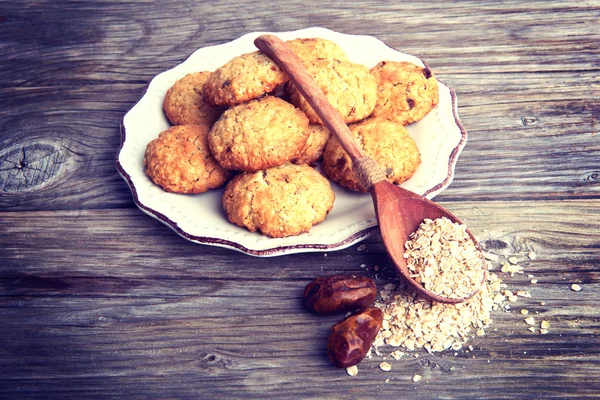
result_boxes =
[144,124,231,194]
[288,59,377,125]
[285,38,349,65]
[322,118,421,192]
[202,51,288,107]
[292,124,331,165]
[162,72,222,126]
[222,163,335,238]
[370,61,439,125]
[208,96,309,172]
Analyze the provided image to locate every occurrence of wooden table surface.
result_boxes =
[1,1,599,398]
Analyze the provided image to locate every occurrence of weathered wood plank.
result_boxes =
[0,201,599,398]
[0,1,598,88]
[0,86,597,209]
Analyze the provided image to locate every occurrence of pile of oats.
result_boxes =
[404,217,486,300]
[373,272,503,353]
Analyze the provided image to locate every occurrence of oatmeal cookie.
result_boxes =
[370,61,439,125]
[162,71,222,126]
[222,163,335,238]
[285,37,349,65]
[144,124,231,194]
[202,51,288,107]
[208,96,309,172]
[322,118,421,192]
[288,59,377,125]
[292,124,331,165]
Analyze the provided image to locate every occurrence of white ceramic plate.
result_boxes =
[117,27,467,257]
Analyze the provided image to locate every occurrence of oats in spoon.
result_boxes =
[403,217,485,300]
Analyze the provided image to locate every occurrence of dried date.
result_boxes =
[303,274,377,314]
[327,306,383,368]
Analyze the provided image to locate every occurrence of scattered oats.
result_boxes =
[571,284,582,292]
[528,327,536,333]
[508,295,518,302]
[373,240,507,357]
[517,290,531,298]
[528,274,535,278]
[379,362,392,372]
[403,217,485,300]
[484,252,499,262]
[528,251,537,260]
[520,309,529,315]
[412,374,422,383]
[524,317,535,325]
[540,329,549,335]
[360,263,366,268]
[501,263,524,276]
[530,279,538,284]
[469,345,474,351]
[385,378,390,383]
[508,256,519,265]
[541,320,550,329]
[503,290,513,297]
[540,301,546,306]
[346,365,358,376]
[357,244,367,251]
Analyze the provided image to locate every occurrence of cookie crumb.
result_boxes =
[571,284,582,292]
[520,309,529,315]
[346,365,358,376]
[528,251,537,260]
[524,317,535,325]
[508,256,519,265]
[540,329,549,335]
[530,279,538,284]
[528,327,536,333]
[412,374,422,383]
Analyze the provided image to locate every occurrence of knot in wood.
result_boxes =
[0,142,71,193]
[521,116,537,126]
[353,156,386,190]
[585,171,600,182]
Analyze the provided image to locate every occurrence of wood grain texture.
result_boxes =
[0,202,599,398]
[1,0,599,398]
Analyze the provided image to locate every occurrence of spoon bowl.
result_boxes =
[254,34,484,303]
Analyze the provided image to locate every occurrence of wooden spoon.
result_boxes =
[254,34,484,303]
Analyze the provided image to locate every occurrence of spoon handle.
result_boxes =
[254,34,364,161]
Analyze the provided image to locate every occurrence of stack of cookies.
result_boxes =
[144,37,439,238]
